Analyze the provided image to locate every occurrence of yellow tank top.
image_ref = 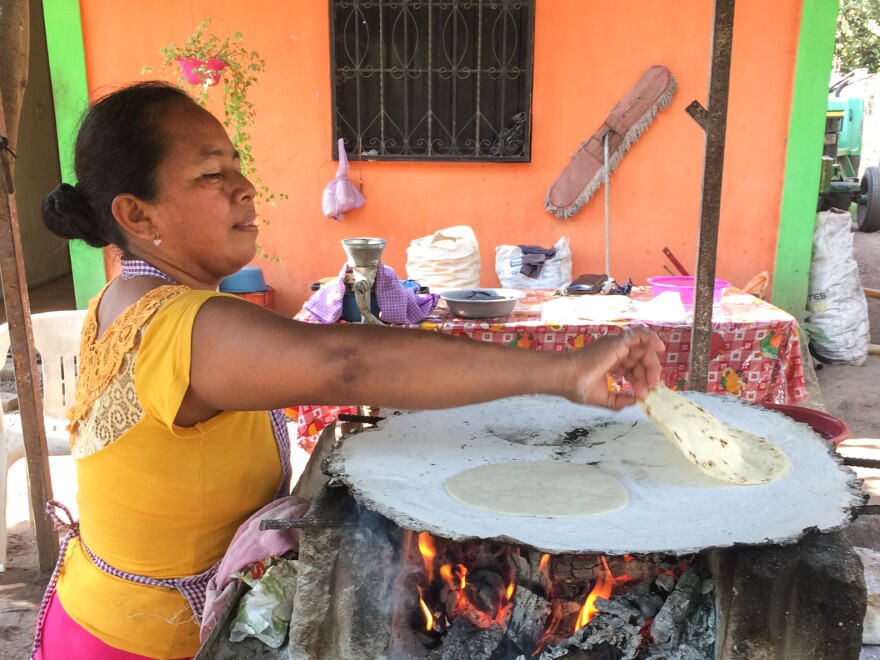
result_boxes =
[55,287,282,659]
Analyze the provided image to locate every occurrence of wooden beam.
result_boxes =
[687,0,736,392]
[0,84,60,575]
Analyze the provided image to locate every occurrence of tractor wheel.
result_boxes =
[857,166,880,232]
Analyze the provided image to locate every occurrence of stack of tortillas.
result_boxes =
[640,386,791,485]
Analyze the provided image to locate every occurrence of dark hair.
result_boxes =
[42,81,199,249]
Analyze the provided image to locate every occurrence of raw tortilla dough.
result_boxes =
[443,460,628,518]
[640,386,791,485]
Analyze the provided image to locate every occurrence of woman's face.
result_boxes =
[146,101,258,285]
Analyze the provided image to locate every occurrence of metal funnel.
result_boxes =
[341,238,386,268]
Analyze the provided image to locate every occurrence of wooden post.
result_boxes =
[685,0,736,392]
[0,87,60,574]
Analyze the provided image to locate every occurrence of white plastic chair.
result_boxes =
[0,310,86,571]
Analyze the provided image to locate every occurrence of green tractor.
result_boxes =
[819,73,880,232]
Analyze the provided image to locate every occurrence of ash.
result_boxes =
[529,567,715,660]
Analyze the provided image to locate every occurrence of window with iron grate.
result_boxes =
[330,0,535,162]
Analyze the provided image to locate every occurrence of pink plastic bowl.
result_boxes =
[647,276,731,306]
[759,403,851,445]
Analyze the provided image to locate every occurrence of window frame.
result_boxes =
[328,0,536,163]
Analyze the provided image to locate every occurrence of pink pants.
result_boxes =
[34,592,192,660]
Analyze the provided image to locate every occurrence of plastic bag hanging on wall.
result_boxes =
[322,138,366,221]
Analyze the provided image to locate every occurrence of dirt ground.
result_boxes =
[1,234,880,658]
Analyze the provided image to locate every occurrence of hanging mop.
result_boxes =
[545,65,677,220]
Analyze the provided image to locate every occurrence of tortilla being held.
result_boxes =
[639,386,791,485]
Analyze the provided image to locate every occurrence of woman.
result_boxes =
[35,81,663,659]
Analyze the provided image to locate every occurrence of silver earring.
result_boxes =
[153,237,162,246]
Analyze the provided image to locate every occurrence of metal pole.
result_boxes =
[0,87,60,574]
[685,0,736,392]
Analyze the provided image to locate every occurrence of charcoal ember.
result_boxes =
[649,569,701,647]
[569,557,599,582]
[519,553,550,596]
[677,592,715,657]
[468,569,506,615]
[536,613,641,660]
[605,557,655,583]
[700,577,715,595]
[549,556,595,583]
[644,642,708,660]
[533,641,625,660]
[503,584,551,655]
[593,596,643,625]
[556,580,580,601]
[654,573,676,593]
[560,600,582,629]
[443,588,458,620]
[430,616,505,660]
[622,577,663,620]
[527,552,546,574]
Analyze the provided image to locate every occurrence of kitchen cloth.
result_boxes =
[200,495,310,643]
[304,263,440,324]
[518,245,558,279]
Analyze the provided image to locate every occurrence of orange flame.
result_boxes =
[574,556,614,632]
[533,601,563,655]
[506,582,515,601]
[539,553,550,573]
[417,587,433,632]
[418,532,436,582]
[457,564,468,589]
[440,564,456,590]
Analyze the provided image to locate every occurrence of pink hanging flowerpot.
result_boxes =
[175,57,228,86]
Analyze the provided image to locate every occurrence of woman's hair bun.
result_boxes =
[42,182,109,248]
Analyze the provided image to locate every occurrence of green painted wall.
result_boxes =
[42,0,105,309]
[772,0,839,319]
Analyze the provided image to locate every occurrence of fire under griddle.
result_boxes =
[326,393,864,555]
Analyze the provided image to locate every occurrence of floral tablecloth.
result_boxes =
[292,289,806,452]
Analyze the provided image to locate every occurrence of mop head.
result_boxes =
[545,66,677,220]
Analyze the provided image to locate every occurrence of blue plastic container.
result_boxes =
[219,266,267,293]
[341,292,380,322]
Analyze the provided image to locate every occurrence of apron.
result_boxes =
[32,260,292,658]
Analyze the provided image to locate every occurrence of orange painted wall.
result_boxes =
[78,0,800,315]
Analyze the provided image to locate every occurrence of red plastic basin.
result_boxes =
[759,403,850,445]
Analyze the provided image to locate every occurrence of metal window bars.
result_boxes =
[330,0,535,162]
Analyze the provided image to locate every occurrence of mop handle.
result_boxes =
[604,132,611,278]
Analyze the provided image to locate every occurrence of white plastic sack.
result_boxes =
[406,225,481,291]
[322,139,365,221]
[495,237,572,289]
[806,209,869,365]
[230,558,298,648]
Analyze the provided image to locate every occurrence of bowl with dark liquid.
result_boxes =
[440,288,524,319]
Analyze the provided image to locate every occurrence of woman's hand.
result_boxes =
[567,327,665,410]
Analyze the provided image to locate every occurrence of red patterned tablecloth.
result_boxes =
[292,289,806,452]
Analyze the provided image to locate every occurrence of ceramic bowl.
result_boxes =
[440,289,523,319]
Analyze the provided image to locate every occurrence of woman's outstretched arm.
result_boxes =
[179,296,664,426]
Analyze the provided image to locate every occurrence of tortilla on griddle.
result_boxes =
[639,386,791,485]
[443,460,628,518]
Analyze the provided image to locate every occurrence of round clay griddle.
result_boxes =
[325,394,864,555]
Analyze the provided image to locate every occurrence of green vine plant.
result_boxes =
[143,19,285,261]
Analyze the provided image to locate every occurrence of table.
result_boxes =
[292,289,806,452]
